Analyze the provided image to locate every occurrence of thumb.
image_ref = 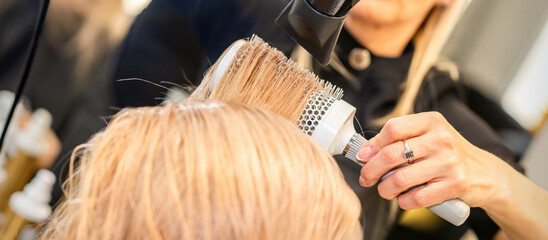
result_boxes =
[356,135,383,163]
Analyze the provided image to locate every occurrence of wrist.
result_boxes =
[478,158,519,216]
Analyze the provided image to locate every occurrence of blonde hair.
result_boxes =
[190,37,342,124]
[40,102,362,240]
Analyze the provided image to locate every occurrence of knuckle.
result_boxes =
[397,196,412,210]
[454,181,467,195]
[436,130,451,141]
[444,155,459,167]
[360,167,368,179]
[382,120,399,140]
[453,170,468,193]
[392,170,410,189]
[437,132,456,150]
[377,185,391,199]
[429,111,444,123]
[361,166,375,182]
[390,145,402,161]
[378,146,401,166]
[378,148,394,161]
[413,191,430,208]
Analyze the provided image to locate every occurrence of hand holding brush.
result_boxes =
[189,36,470,226]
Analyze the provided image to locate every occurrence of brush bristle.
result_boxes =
[192,35,343,124]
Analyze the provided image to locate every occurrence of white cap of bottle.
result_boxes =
[15,108,52,157]
[9,169,56,223]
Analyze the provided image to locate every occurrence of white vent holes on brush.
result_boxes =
[301,91,357,157]
[298,91,336,135]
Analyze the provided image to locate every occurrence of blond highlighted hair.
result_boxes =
[40,102,362,240]
[190,36,342,124]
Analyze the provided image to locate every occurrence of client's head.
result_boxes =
[41,102,362,240]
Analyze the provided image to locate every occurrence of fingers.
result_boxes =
[376,157,448,199]
[396,180,462,210]
[359,136,428,187]
[357,112,447,162]
[356,112,470,209]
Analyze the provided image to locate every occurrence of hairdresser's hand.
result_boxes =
[357,112,510,210]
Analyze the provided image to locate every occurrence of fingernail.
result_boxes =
[357,145,376,163]
[359,176,366,187]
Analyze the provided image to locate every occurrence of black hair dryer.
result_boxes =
[276,0,361,65]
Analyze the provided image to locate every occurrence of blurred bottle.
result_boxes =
[0,108,52,212]
[0,170,55,239]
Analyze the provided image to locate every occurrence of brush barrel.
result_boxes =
[310,100,356,155]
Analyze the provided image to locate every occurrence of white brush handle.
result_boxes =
[346,134,470,226]
[428,199,470,226]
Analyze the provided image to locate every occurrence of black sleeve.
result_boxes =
[113,0,205,107]
[111,0,292,108]
[173,0,293,61]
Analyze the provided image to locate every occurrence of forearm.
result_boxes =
[482,160,548,240]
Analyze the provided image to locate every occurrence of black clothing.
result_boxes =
[317,29,415,134]
[113,0,293,107]
[107,0,527,239]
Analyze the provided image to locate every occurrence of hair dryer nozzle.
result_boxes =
[276,0,349,65]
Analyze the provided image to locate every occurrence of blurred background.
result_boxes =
[443,0,548,191]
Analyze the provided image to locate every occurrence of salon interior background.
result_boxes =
[444,0,548,131]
